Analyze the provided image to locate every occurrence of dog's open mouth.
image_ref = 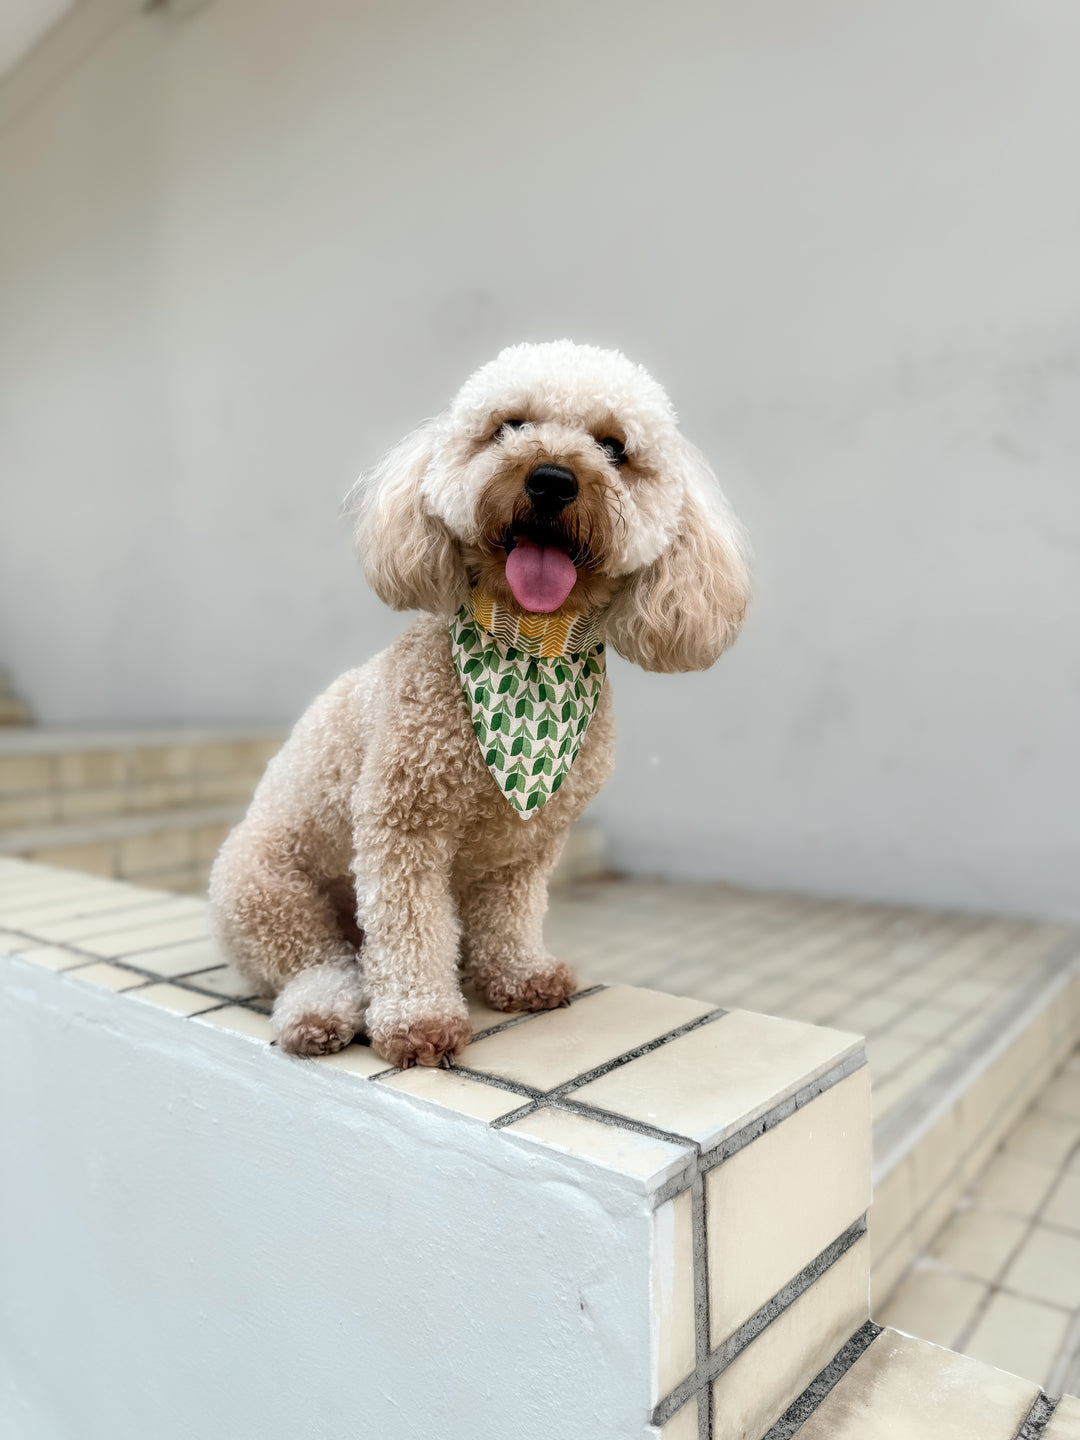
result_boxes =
[503,535,578,613]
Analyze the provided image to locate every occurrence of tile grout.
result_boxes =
[757,1320,883,1440]
[651,1216,869,1429]
[1012,1392,1059,1440]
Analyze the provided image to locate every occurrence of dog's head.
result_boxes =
[351,340,749,671]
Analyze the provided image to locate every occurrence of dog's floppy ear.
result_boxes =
[605,439,750,672]
[350,422,464,614]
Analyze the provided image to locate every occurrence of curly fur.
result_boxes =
[209,341,750,1067]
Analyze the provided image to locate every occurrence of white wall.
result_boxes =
[0,956,658,1440]
[1,0,1078,919]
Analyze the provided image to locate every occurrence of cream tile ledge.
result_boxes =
[3,857,1075,1440]
[2,857,870,1440]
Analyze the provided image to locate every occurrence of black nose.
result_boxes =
[525,464,578,513]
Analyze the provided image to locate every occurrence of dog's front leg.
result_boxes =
[353,823,471,1069]
[458,843,577,1013]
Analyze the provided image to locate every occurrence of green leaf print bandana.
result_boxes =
[449,595,607,818]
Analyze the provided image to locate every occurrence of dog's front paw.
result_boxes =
[369,1010,472,1069]
[475,959,578,1014]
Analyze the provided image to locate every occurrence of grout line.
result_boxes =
[448,1067,546,1103]
[546,1096,697,1152]
[466,983,608,1043]
[692,1173,712,1440]
[1012,1393,1059,1440]
[1046,1307,1080,1400]
[547,1008,728,1098]
[488,1101,541,1129]
[651,1217,869,1428]
[758,1319,883,1440]
[701,1218,868,1389]
[951,1115,1080,1363]
[698,1050,867,1176]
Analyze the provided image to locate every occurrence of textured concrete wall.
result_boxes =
[2,0,1078,917]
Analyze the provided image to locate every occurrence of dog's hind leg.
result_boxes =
[270,960,368,1057]
[208,822,365,1055]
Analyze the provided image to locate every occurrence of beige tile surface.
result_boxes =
[1003,1113,1080,1169]
[0,882,110,917]
[460,982,530,1035]
[0,927,46,953]
[574,1010,861,1151]
[870,1158,915,1258]
[796,1328,1038,1440]
[929,1209,1028,1283]
[506,1106,693,1186]
[67,961,147,992]
[711,1236,869,1440]
[968,1154,1060,1219]
[1045,1394,1080,1440]
[6,943,86,969]
[312,1046,389,1079]
[380,1067,526,1122]
[77,913,211,960]
[195,1005,275,1042]
[127,937,229,978]
[660,1397,700,1440]
[1040,1071,1080,1123]
[129,982,224,1017]
[910,1104,963,1210]
[1044,1173,1080,1233]
[652,1188,696,1398]
[23,896,205,943]
[180,964,262,1000]
[878,1265,987,1351]
[0,887,167,929]
[463,984,713,1091]
[1004,1227,1080,1310]
[707,1070,871,1345]
[964,1292,1071,1387]
[871,1227,917,1313]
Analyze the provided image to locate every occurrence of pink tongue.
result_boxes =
[504,537,578,613]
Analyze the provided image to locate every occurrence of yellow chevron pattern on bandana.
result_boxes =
[469,595,605,658]
[450,595,606,818]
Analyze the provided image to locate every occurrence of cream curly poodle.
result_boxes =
[208,340,750,1068]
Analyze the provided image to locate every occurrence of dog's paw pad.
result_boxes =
[277,1010,356,1057]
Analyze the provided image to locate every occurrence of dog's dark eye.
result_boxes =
[495,418,526,440]
[598,436,627,466]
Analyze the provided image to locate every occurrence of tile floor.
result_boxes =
[877,1050,1080,1396]
[546,877,1080,1399]
[4,857,1079,1407]
[2,856,875,1437]
[545,878,1074,1127]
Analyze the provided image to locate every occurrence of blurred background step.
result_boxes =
[0,727,286,893]
[0,725,609,895]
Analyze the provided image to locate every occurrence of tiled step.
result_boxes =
[543,879,1080,1312]
[0,726,604,894]
[0,725,285,826]
[2,857,1078,1439]
[0,804,243,894]
[1,856,871,1440]
[773,1327,1078,1440]
[874,1048,1080,1394]
[0,726,284,892]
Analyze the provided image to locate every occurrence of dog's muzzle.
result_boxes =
[525,464,577,515]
